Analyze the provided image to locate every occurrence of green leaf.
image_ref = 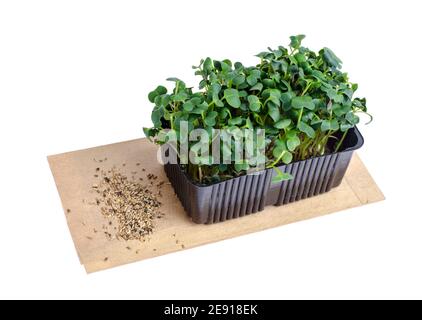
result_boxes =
[298,121,315,138]
[287,135,300,151]
[238,90,248,98]
[192,102,209,114]
[282,150,293,164]
[151,106,164,127]
[210,83,224,107]
[246,69,261,86]
[234,62,243,70]
[273,145,285,158]
[246,75,257,86]
[172,91,188,102]
[346,112,360,125]
[228,116,243,126]
[249,83,263,91]
[182,101,194,112]
[291,96,315,110]
[321,119,340,132]
[262,78,276,88]
[321,85,343,103]
[245,117,253,129]
[247,95,261,112]
[272,167,293,184]
[203,57,213,72]
[143,127,155,140]
[263,89,281,107]
[233,74,246,86]
[224,89,241,108]
[166,77,183,82]
[273,146,293,164]
[268,103,281,122]
[204,111,218,126]
[312,98,325,111]
[289,34,305,49]
[219,107,231,119]
[148,85,167,103]
[280,92,294,111]
[190,97,203,105]
[321,47,343,69]
[340,122,354,132]
[274,119,292,129]
[234,161,249,172]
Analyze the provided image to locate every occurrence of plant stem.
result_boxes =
[297,107,304,125]
[301,82,312,96]
[335,129,348,152]
[320,130,332,155]
[170,115,174,129]
[198,166,203,183]
[268,151,286,168]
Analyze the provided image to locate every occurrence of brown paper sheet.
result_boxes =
[48,138,384,273]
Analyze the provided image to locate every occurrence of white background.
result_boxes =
[1,0,421,300]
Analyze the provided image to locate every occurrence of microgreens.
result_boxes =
[144,35,370,185]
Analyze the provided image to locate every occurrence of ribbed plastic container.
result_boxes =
[164,126,364,224]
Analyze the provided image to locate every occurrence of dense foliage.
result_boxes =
[144,35,370,185]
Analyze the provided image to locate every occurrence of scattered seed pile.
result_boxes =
[93,167,163,241]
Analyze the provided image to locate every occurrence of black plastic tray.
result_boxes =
[164,126,364,224]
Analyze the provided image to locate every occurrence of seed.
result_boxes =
[104,257,108,262]
[86,236,93,240]
[92,167,163,241]
[66,209,71,213]
[126,246,131,250]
